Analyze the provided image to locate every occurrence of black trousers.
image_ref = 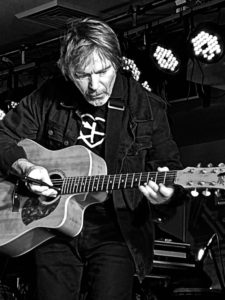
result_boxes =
[30,223,135,300]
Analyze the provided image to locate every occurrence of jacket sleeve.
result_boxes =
[146,96,190,220]
[146,97,183,171]
[0,87,44,175]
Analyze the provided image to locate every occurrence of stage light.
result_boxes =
[189,23,224,64]
[150,43,181,75]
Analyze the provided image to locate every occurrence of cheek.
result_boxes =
[74,80,87,93]
[103,73,116,89]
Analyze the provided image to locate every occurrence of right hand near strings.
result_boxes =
[12,158,57,197]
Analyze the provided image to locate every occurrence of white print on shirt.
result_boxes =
[77,113,105,148]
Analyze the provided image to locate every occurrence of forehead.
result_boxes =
[78,51,112,73]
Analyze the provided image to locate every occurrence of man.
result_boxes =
[0,18,188,300]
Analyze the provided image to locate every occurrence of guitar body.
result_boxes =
[1,139,224,257]
[0,139,107,257]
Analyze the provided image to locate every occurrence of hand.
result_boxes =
[11,158,57,197]
[26,166,57,197]
[139,167,174,205]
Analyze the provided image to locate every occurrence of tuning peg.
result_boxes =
[197,163,202,168]
[215,189,221,197]
[191,189,199,197]
[207,163,213,168]
[202,188,211,197]
[218,163,225,167]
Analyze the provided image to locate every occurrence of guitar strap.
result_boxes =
[105,98,125,174]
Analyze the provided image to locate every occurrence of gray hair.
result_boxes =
[58,18,122,80]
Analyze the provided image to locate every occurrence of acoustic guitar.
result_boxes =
[0,139,224,257]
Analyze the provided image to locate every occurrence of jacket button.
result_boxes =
[64,140,69,146]
[48,129,54,136]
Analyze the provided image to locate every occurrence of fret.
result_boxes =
[79,176,84,193]
[96,175,100,191]
[64,177,69,194]
[146,172,150,183]
[163,172,166,184]
[68,177,73,193]
[86,175,91,192]
[72,177,77,193]
[138,173,142,186]
[155,172,158,184]
[101,175,105,191]
[118,174,122,189]
[76,177,81,193]
[130,173,134,188]
[61,178,66,194]
[106,175,110,192]
[83,176,88,193]
[92,176,96,192]
[76,177,80,193]
[124,174,128,188]
[68,177,73,194]
[120,174,126,188]
[107,175,112,190]
[111,175,116,190]
[91,176,96,192]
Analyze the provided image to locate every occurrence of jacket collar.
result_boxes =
[110,71,125,100]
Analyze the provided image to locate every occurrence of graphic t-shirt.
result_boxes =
[76,102,123,243]
[77,104,106,157]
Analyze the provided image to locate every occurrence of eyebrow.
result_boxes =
[76,65,111,76]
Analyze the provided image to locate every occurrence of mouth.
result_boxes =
[89,93,104,100]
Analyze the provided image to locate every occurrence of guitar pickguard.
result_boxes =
[12,178,60,226]
[21,196,59,225]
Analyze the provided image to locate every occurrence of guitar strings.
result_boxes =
[50,171,177,183]
[48,171,178,192]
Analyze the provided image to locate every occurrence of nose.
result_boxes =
[88,74,99,91]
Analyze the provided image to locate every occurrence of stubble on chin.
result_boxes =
[86,96,109,107]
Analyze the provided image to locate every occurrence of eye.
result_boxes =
[100,69,107,75]
[98,68,109,76]
[74,73,89,79]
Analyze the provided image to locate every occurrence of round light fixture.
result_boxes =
[190,23,224,64]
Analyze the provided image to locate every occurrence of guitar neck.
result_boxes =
[57,171,178,194]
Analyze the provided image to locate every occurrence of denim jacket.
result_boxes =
[0,71,187,280]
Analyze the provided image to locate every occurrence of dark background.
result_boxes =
[0,0,225,297]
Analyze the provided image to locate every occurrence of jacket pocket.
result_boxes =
[44,122,65,149]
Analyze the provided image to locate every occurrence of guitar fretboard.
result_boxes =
[52,171,178,194]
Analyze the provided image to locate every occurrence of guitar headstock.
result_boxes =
[175,166,225,195]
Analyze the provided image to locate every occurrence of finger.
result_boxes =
[42,188,58,197]
[139,185,157,198]
[30,184,49,194]
[29,168,52,184]
[146,180,159,192]
[30,184,57,197]
[158,183,174,198]
[40,170,53,186]
[157,166,169,172]
[139,183,158,201]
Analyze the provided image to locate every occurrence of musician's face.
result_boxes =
[72,51,117,106]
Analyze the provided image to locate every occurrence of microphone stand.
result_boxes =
[208,245,225,293]
[199,233,225,293]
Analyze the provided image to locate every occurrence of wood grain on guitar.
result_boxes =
[0,139,224,257]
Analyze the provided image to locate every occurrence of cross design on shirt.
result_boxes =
[78,113,105,148]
